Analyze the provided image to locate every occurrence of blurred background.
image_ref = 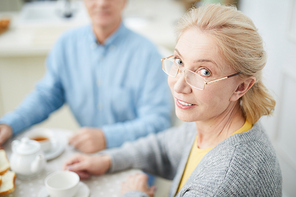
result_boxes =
[0,0,295,196]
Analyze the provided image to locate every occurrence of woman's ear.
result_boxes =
[230,76,256,101]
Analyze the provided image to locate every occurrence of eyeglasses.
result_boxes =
[161,55,241,90]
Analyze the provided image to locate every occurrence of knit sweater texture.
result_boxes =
[103,122,282,197]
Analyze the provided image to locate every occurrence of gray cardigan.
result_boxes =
[103,122,282,197]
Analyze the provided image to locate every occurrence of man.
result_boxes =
[0,0,172,153]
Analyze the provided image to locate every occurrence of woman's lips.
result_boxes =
[175,98,195,109]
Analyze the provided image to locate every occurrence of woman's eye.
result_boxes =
[199,68,211,76]
[174,58,183,66]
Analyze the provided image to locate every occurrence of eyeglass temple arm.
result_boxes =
[205,72,241,85]
[161,55,174,62]
[227,72,241,78]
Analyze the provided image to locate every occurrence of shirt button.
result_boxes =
[109,45,116,50]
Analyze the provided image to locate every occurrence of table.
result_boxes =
[3,128,141,197]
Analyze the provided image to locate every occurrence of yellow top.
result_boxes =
[177,120,252,193]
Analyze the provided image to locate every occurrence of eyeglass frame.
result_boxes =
[161,55,241,90]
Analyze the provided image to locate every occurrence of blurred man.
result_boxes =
[0,0,172,153]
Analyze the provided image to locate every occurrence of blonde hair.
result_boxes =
[177,4,275,124]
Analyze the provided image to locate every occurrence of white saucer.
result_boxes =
[38,182,90,197]
[44,132,68,160]
[44,137,66,161]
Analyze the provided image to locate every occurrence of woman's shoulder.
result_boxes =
[225,122,276,156]
[190,122,282,196]
[157,122,196,149]
[210,122,279,172]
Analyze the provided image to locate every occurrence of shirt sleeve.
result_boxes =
[0,38,66,135]
[101,123,190,180]
[101,46,173,148]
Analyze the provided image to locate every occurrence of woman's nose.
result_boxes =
[173,70,192,94]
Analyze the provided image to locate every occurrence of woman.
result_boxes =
[64,4,282,197]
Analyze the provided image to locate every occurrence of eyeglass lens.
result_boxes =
[162,58,205,90]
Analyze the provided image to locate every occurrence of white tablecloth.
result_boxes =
[3,128,140,197]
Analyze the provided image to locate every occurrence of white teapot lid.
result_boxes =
[13,137,40,155]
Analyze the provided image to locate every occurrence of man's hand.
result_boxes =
[121,173,156,197]
[68,127,106,153]
[0,124,13,146]
[64,154,111,179]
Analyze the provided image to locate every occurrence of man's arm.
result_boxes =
[0,37,66,135]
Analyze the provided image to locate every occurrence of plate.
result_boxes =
[38,182,90,197]
[44,133,68,161]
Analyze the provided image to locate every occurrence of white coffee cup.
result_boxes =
[26,128,54,152]
[45,171,80,197]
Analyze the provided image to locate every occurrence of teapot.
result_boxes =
[10,137,46,178]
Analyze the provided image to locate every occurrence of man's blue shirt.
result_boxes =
[0,23,172,148]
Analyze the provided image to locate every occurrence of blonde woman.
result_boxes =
[64,4,282,197]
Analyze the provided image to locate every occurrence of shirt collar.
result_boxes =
[88,22,128,47]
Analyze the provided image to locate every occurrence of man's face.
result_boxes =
[84,0,126,28]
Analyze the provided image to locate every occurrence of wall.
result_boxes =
[0,56,79,131]
[240,0,296,196]
[0,0,23,11]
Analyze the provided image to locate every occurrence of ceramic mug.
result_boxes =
[45,171,80,197]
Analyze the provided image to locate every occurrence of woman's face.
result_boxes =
[169,27,241,124]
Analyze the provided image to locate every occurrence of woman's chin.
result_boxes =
[175,111,196,122]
